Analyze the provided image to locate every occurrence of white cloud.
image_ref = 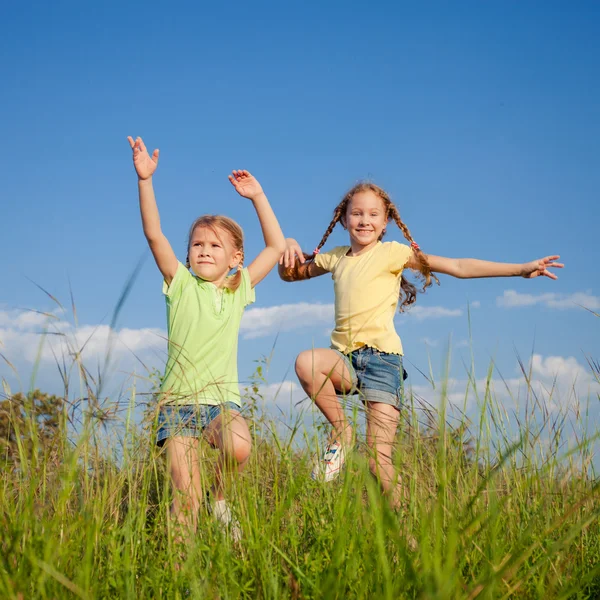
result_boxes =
[260,380,306,406]
[239,300,464,339]
[407,354,600,415]
[497,290,600,310]
[0,309,166,366]
[240,303,334,339]
[405,305,463,320]
[470,301,481,309]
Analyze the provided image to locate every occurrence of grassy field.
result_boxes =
[1,346,599,600]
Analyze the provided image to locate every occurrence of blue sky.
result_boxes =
[1,2,599,445]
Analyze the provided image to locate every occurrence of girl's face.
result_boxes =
[344,191,388,250]
[188,225,242,283]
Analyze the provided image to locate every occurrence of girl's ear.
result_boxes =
[340,215,347,229]
[230,249,243,270]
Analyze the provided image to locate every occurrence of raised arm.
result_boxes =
[128,136,178,285]
[228,170,287,287]
[278,238,328,282]
[407,252,564,280]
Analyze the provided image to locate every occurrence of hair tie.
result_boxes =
[313,247,320,255]
[411,241,420,251]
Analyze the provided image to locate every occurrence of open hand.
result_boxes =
[228,170,264,200]
[128,136,159,180]
[521,255,564,280]
[279,238,310,268]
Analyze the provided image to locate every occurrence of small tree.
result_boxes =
[0,389,64,463]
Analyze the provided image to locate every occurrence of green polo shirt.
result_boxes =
[159,262,255,406]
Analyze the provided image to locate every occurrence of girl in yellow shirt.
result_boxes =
[279,182,562,507]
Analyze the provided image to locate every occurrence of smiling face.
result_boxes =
[187,225,242,284]
[343,190,388,252]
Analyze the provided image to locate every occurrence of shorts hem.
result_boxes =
[156,427,200,446]
[359,388,402,410]
[155,401,240,446]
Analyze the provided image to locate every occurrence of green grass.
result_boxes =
[1,287,599,598]
[1,355,599,600]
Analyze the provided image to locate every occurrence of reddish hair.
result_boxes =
[313,182,438,309]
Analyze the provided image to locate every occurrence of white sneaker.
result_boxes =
[208,495,242,542]
[311,440,346,482]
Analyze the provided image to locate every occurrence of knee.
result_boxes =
[230,435,252,465]
[295,350,314,381]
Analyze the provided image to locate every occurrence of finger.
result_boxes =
[152,149,159,164]
[285,248,291,268]
[228,174,236,185]
[547,262,564,269]
[543,270,558,280]
[127,136,135,148]
[138,137,147,153]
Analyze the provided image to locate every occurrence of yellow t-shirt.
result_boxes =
[314,241,412,355]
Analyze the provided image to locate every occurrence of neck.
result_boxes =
[197,272,229,288]
[348,239,379,256]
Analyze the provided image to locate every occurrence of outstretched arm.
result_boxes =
[408,253,564,280]
[278,238,328,282]
[128,136,178,285]
[228,170,286,287]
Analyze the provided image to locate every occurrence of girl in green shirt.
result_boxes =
[128,136,286,543]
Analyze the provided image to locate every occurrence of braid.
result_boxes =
[310,181,438,310]
[387,203,439,309]
[312,201,348,256]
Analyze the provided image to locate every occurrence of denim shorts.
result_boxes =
[156,402,240,446]
[334,346,408,410]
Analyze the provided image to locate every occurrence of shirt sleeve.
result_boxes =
[162,262,193,299]
[239,267,255,307]
[314,246,348,272]
[388,242,413,274]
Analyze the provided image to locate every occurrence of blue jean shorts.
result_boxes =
[156,402,240,446]
[334,346,408,410]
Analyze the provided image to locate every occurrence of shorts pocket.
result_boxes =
[374,351,401,369]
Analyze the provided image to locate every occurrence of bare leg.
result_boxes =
[203,409,251,501]
[165,437,203,540]
[365,402,405,508]
[295,348,356,445]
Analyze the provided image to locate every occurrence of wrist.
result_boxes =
[249,191,267,203]
[138,176,153,186]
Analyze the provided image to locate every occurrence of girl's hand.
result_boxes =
[279,238,310,268]
[228,170,264,200]
[128,136,159,180]
[520,255,564,280]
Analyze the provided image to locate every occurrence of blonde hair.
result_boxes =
[185,215,244,291]
[313,182,438,310]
